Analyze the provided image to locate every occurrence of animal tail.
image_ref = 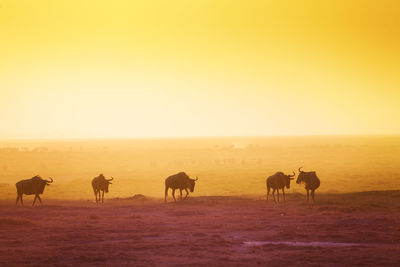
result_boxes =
[15,183,21,195]
[266,179,271,199]
[164,184,169,202]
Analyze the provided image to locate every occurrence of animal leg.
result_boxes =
[184,188,189,200]
[172,189,176,202]
[272,189,276,203]
[20,195,24,206]
[164,187,168,202]
[306,189,310,201]
[16,195,20,206]
[277,189,280,203]
[33,195,38,206]
[311,190,315,201]
[267,186,270,200]
[94,190,98,203]
[102,190,105,203]
[37,195,42,204]
[180,189,183,200]
[282,188,286,202]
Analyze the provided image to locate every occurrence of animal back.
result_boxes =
[165,173,189,190]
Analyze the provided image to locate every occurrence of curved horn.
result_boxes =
[289,171,295,177]
[107,176,114,182]
[194,176,198,181]
[46,177,53,183]
[298,167,303,173]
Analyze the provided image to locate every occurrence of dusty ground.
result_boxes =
[1,191,400,266]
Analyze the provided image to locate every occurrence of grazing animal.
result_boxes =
[266,171,295,203]
[164,172,198,202]
[92,174,114,203]
[16,175,53,206]
[296,167,320,201]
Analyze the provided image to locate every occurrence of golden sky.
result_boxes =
[0,0,399,138]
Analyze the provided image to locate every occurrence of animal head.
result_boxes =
[34,175,53,187]
[104,176,113,193]
[296,167,304,184]
[297,167,317,184]
[45,177,53,186]
[284,171,295,189]
[188,176,198,192]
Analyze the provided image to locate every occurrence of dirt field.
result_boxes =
[1,191,399,266]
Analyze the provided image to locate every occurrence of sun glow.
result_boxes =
[1,0,399,138]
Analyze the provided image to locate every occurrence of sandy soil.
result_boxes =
[1,191,400,266]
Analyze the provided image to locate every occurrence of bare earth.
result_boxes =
[1,192,400,266]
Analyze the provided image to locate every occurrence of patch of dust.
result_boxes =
[243,241,375,247]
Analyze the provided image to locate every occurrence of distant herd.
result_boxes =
[14,167,320,206]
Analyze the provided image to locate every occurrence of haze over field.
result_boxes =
[0,136,399,200]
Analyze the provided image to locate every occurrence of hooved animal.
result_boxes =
[266,171,295,203]
[296,167,320,201]
[92,174,114,203]
[16,175,53,206]
[165,172,198,202]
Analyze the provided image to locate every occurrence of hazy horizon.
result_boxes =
[1,133,400,141]
[1,135,399,199]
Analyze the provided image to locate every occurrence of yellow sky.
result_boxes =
[0,0,399,138]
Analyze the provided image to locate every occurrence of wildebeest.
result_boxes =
[164,172,198,202]
[296,167,320,201]
[15,175,53,206]
[266,171,295,203]
[92,174,114,203]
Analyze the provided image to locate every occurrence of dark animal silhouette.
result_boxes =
[16,175,53,206]
[92,174,113,203]
[266,171,295,203]
[296,167,320,201]
[164,172,198,202]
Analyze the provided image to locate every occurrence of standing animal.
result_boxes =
[16,175,53,206]
[266,171,295,203]
[296,167,320,201]
[92,174,114,203]
[164,172,198,202]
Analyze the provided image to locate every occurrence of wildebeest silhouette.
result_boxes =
[266,171,295,203]
[92,174,113,203]
[164,172,198,202]
[16,175,53,206]
[296,167,320,201]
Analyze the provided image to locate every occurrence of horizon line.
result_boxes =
[0,133,400,142]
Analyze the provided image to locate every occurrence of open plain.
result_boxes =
[1,137,400,266]
[1,192,400,266]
